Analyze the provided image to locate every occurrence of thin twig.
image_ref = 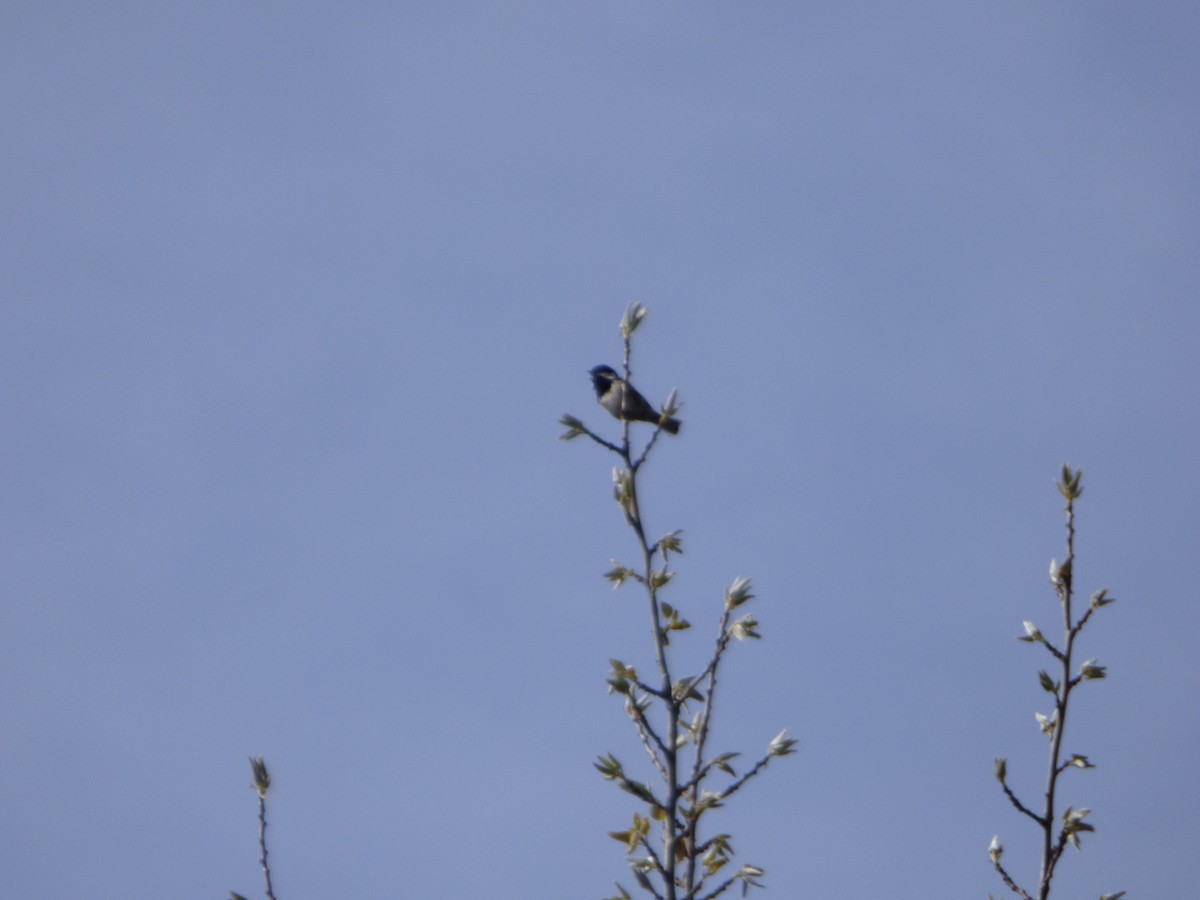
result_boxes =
[1001,782,1046,827]
[698,875,740,900]
[630,700,671,782]
[715,752,774,802]
[1038,497,1076,900]
[994,859,1034,900]
[257,792,277,900]
[679,611,737,889]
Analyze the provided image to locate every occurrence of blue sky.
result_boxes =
[3,3,1198,897]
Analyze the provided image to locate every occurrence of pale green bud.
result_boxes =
[620,302,648,337]
[768,729,798,757]
[1080,659,1107,680]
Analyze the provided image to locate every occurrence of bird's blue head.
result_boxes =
[589,365,619,395]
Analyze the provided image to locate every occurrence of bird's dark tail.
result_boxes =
[661,417,681,435]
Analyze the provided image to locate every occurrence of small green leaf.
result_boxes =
[248,757,270,797]
[594,753,623,780]
[1035,711,1058,737]
[658,530,684,554]
[633,868,653,891]
[672,677,704,703]
[661,388,682,419]
[768,730,798,757]
[1080,659,1107,680]
[649,569,674,589]
[603,564,632,589]
[1057,464,1084,500]
[558,413,586,440]
[620,302,648,338]
[725,577,754,610]
[731,614,761,640]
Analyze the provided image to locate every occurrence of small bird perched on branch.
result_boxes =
[589,365,681,434]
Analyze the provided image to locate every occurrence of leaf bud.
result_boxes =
[768,729,798,757]
[1019,620,1044,643]
[1080,659,1107,680]
[988,835,1003,863]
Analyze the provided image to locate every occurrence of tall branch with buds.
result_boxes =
[231,756,280,900]
[989,466,1123,900]
[562,304,796,900]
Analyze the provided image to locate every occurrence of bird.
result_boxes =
[589,365,680,434]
